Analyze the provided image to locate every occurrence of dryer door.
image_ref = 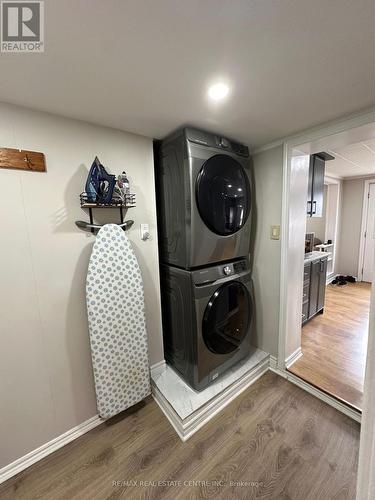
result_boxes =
[202,281,251,355]
[196,154,251,236]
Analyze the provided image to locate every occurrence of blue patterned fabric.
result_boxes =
[86,224,150,418]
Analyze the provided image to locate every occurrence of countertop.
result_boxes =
[304,251,331,264]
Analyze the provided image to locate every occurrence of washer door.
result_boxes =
[202,281,251,355]
[196,154,251,236]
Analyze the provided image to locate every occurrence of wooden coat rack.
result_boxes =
[0,147,46,172]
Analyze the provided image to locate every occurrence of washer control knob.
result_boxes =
[223,266,232,276]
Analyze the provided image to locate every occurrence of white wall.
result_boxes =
[337,178,366,276]
[252,145,283,356]
[0,103,164,468]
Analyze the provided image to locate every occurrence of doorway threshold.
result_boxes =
[286,365,362,413]
[270,360,361,423]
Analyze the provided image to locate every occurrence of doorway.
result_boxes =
[287,141,375,410]
[279,114,375,419]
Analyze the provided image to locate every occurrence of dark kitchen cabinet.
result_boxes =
[302,256,328,324]
[309,260,321,316]
[302,262,311,324]
[317,258,328,311]
[307,152,334,218]
[302,266,310,323]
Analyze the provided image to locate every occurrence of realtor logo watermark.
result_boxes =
[1,1,44,52]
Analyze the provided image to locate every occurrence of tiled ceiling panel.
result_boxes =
[325,141,375,178]
[361,138,375,152]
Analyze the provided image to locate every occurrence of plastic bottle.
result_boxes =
[117,171,130,198]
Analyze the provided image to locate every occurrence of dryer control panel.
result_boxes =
[185,127,249,158]
[233,260,247,273]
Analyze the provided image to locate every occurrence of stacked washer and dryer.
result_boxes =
[156,127,254,391]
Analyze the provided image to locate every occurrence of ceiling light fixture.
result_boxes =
[208,83,230,101]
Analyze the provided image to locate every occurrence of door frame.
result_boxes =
[269,107,375,421]
[358,178,375,281]
[254,106,375,500]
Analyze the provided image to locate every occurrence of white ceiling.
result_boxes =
[2,0,375,147]
[326,139,375,178]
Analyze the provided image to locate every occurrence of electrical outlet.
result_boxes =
[140,223,150,241]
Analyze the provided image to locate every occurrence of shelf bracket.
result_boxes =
[75,219,134,233]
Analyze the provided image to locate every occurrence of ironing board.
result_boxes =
[86,224,150,419]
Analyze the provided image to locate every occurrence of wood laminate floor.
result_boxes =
[288,282,371,410]
[0,372,359,500]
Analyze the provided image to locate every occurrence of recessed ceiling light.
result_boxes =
[208,83,230,101]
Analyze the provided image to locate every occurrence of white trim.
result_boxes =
[252,139,284,155]
[269,355,279,371]
[356,243,375,499]
[259,105,375,152]
[285,347,302,368]
[0,415,103,485]
[0,355,361,485]
[151,385,186,441]
[277,143,289,371]
[152,356,270,441]
[149,359,166,372]
[153,354,361,442]
[325,175,342,184]
[269,365,361,423]
[344,174,375,181]
[358,179,375,282]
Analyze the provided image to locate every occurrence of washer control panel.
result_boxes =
[192,259,249,285]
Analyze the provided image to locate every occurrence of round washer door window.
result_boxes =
[196,154,251,235]
[202,281,251,355]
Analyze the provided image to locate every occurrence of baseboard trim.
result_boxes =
[269,355,281,372]
[152,356,270,442]
[149,359,166,372]
[1,353,361,484]
[285,347,302,368]
[0,415,103,485]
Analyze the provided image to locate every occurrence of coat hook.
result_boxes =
[24,154,32,168]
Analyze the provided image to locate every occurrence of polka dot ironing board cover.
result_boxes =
[86,224,151,419]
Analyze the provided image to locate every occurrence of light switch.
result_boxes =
[270,225,280,240]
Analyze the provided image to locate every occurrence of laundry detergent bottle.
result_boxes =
[117,171,130,200]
